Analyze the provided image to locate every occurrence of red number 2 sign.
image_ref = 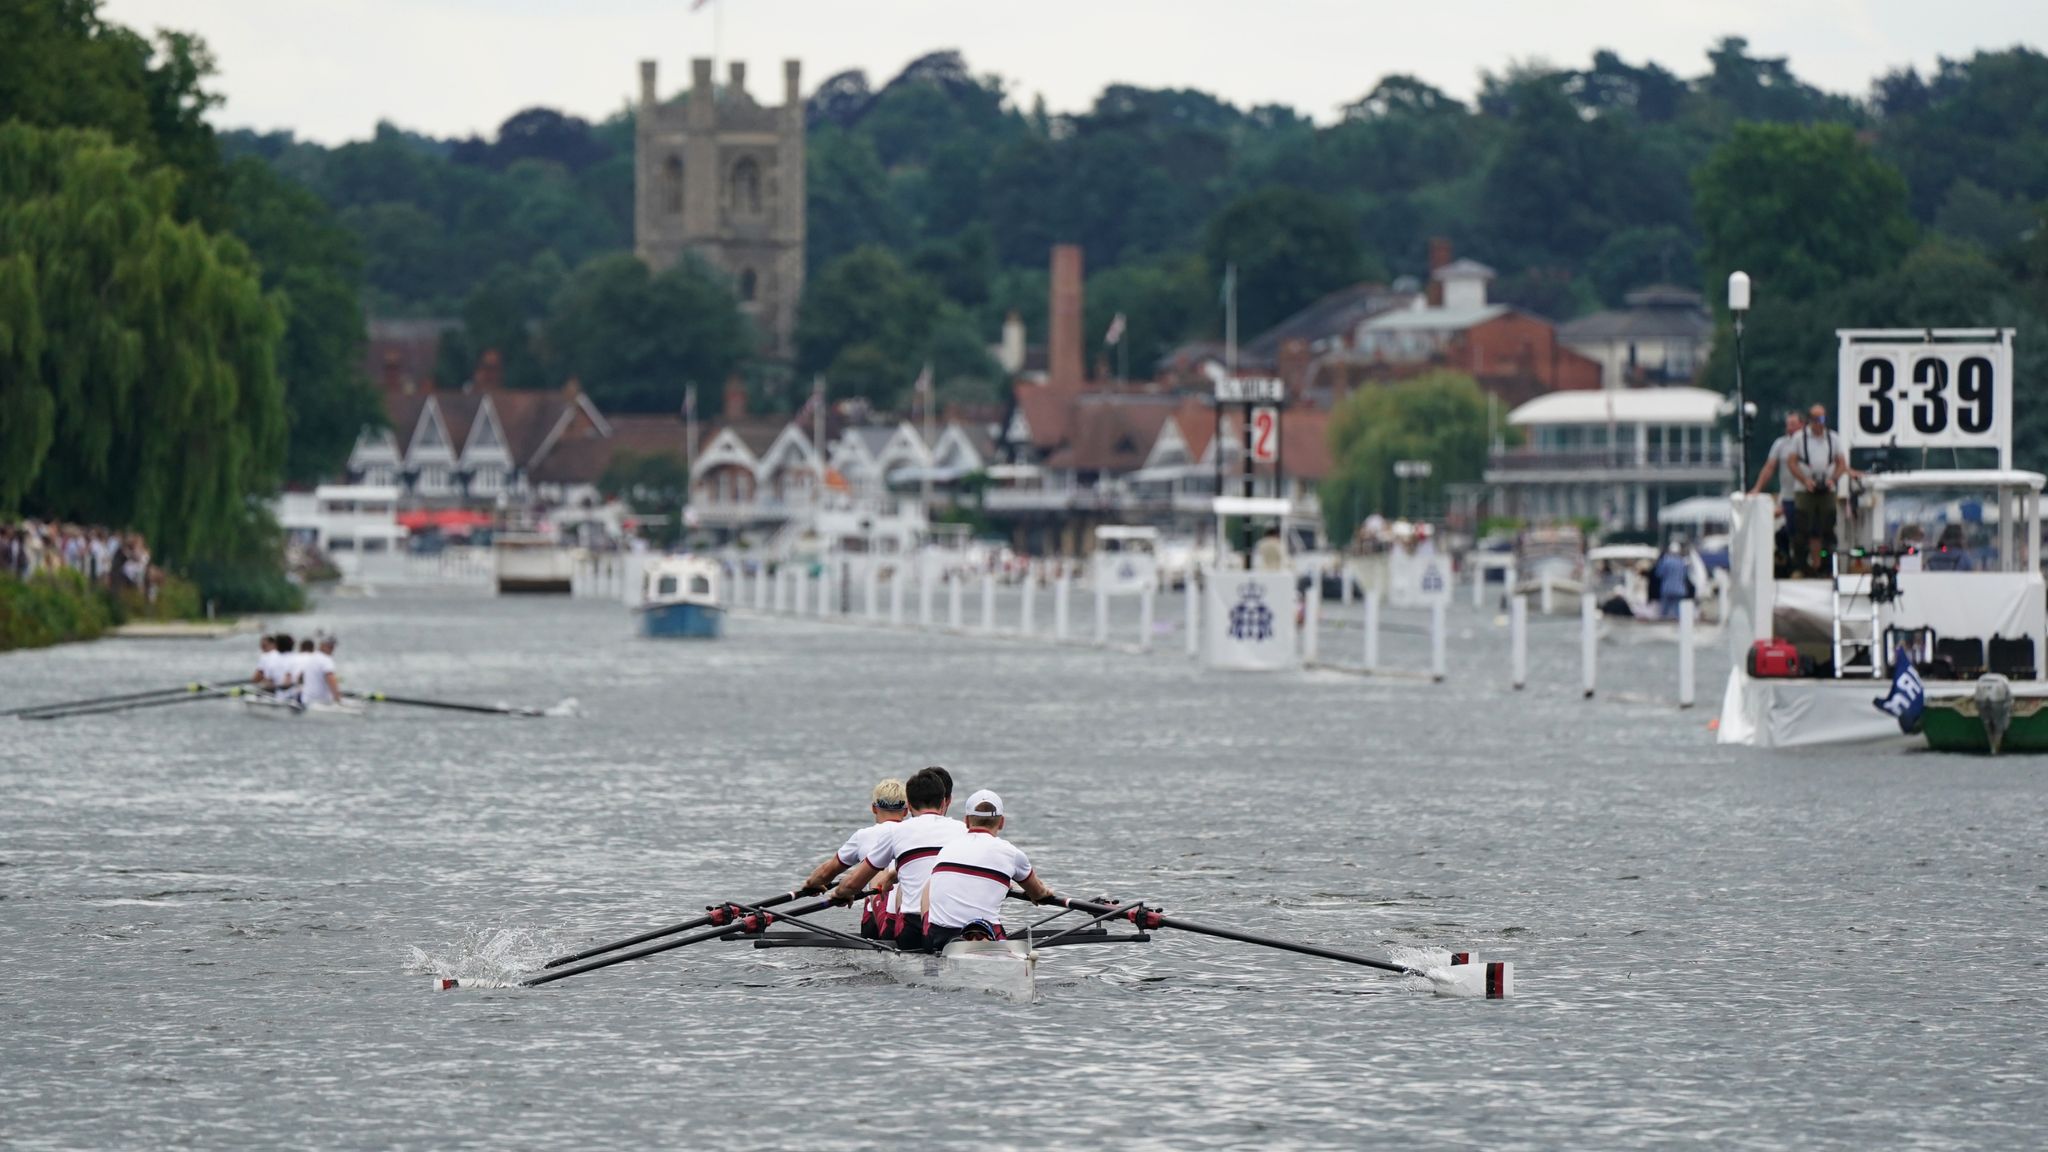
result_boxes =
[1249,406,1279,464]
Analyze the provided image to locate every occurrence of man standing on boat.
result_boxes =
[829,767,963,950]
[1750,410,1804,564]
[920,789,1053,951]
[1788,404,1849,575]
[799,778,908,939]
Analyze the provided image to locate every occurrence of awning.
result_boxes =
[397,509,494,531]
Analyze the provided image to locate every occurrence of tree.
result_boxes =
[0,123,286,561]
[794,247,944,408]
[806,128,908,274]
[599,450,690,547]
[1203,188,1362,336]
[1084,254,1214,375]
[1320,372,1494,540]
[223,157,382,484]
[1695,123,1917,305]
[542,253,752,413]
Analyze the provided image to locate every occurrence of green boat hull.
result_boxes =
[1920,698,2048,754]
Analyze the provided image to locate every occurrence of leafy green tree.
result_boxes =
[806,128,908,274]
[1695,123,1917,304]
[460,251,568,388]
[0,123,286,561]
[1320,372,1494,539]
[1880,50,2048,220]
[542,253,752,413]
[795,246,943,408]
[1203,188,1362,336]
[600,450,690,547]
[1585,225,1700,305]
[223,157,383,483]
[1084,254,1214,375]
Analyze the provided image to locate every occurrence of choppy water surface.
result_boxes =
[2,587,2043,1150]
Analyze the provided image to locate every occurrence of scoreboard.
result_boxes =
[1837,329,2014,466]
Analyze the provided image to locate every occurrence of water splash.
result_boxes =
[405,923,562,989]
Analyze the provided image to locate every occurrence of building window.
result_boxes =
[663,156,683,215]
[739,268,758,302]
[731,157,762,215]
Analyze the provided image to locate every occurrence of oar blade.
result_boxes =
[1429,957,1513,999]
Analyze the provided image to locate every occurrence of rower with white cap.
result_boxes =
[920,789,1053,951]
[799,778,908,939]
[829,767,964,950]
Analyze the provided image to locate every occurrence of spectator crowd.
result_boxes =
[1,520,162,601]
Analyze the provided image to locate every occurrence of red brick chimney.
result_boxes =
[1049,244,1085,389]
[381,349,404,394]
[1426,237,1453,308]
[722,374,748,421]
[476,349,504,391]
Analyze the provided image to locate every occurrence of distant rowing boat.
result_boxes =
[234,694,368,720]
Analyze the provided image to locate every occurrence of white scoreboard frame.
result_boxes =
[1836,328,2015,469]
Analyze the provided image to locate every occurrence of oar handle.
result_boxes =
[541,890,803,969]
[1050,895,1421,978]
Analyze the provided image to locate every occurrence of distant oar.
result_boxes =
[18,684,233,722]
[541,890,807,969]
[1047,894,1513,999]
[5,682,216,719]
[347,691,571,718]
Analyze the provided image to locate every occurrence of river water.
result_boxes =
[2,586,2043,1150]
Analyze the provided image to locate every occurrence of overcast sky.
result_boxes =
[102,0,2047,144]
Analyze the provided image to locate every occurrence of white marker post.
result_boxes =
[919,560,934,628]
[1510,594,1528,690]
[1055,572,1071,642]
[1678,598,1696,708]
[948,572,964,631]
[815,571,829,619]
[1303,578,1321,664]
[1185,571,1199,657]
[1093,580,1109,646]
[774,567,788,614]
[980,573,996,632]
[1541,570,1556,617]
[755,566,768,612]
[1138,584,1154,652]
[1580,591,1597,698]
[889,564,905,626]
[1430,599,1447,683]
[1020,565,1037,637]
[865,563,879,620]
[1363,589,1381,673]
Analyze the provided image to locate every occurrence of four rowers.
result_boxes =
[820,766,1052,951]
[249,630,343,705]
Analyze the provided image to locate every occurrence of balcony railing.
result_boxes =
[1487,448,1729,472]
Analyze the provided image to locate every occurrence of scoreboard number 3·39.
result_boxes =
[1836,329,2015,463]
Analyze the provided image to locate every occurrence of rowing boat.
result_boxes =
[234,694,368,720]
[752,927,1143,1002]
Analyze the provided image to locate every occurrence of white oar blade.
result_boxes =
[1430,959,1513,999]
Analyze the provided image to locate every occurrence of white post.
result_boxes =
[1540,570,1555,617]
[1342,568,1354,606]
[948,571,964,630]
[1472,558,1485,608]
[865,562,879,620]
[1363,589,1381,672]
[775,567,789,613]
[919,559,934,628]
[1303,578,1322,664]
[980,572,996,632]
[1678,598,1697,708]
[1093,580,1109,646]
[1430,599,1447,682]
[1055,572,1071,642]
[1511,594,1528,690]
[755,566,768,611]
[1020,564,1037,637]
[1184,570,1200,657]
[1138,584,1154,652]
[795,569,809,615]
[815,572,829,619]
[1580,591,1597,698]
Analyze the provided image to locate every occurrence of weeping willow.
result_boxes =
[0,121,284,563]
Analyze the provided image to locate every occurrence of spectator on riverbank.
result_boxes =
[2,519,161,601]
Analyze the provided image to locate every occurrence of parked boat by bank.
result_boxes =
[636,555,724,639]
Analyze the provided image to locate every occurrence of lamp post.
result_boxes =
[1727,271,1751,490]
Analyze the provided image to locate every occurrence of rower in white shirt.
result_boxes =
[799,778,908,939]
[251,634,283,691]
[829,766,963,950]
[266,633,301,697]
[297,633,343,706]
[920,789,1054,951]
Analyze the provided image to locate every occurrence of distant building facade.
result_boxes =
[635,57,806,359]
[1558,285,1715,390]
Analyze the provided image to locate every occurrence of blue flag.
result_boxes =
[1872,649,1927,734]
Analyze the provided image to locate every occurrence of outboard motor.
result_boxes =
[1974,674,2014,755]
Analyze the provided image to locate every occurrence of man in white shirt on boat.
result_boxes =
[920,789,1052,952]
[296,634,342,707]
[253,634,289,692]
[829,767,963,950]
[799,778,907,939]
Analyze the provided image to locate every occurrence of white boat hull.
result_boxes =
[235,695,368,721]
[850,939,1036,1002]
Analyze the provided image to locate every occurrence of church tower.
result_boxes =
[635,58,806,361]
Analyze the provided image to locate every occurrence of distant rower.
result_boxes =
[831,767,963,950]
[800,778,908,939]
[270,633,300,697]
[921,790,1052,951]
[298,633,342,706]
[252,634,283,691]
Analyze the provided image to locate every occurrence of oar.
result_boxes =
[5,682,214,719]
[347,691,566,718]
[541,890,807,969]
[1046,894,1513,999]
[483,895,852,990]
[729,901,892,952]
[19,684,235,722]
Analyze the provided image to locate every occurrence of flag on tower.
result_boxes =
[914,362,933,400]
[1104,313,1127,347]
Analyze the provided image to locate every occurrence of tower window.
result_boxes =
[731,157,762,215]
[739,268,758,302]
[663,156,683,215]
